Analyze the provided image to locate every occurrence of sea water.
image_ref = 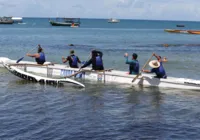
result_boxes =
[0,18,200,139]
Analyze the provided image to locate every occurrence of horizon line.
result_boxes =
[10,17,200,22]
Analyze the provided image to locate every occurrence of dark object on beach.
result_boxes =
[49,18,80,26]
[176,25,185,27]
[0,17,14,24]
[68,44,74,46]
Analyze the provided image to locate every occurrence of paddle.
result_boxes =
[16,46,38,63]
[132,54,154,82]
[65,69,85,78]
[65,51,105,78]
[76,54,92,72]
[9,63,54,67]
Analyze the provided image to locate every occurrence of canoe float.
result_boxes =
[2,62,85,88]
[0,57,200,90]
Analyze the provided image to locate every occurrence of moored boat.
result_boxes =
[164,29,188,34]
[2,62,85,88]
[176,24,185,27]
[11,17,23,23]
[0,17,13,24]
[187,30,200,34]
[108,18,120,23]
[165,29,200,35]
[49,18,80,26]
[1,57,200,90]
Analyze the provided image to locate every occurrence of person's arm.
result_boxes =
[77,57,81,63]
[62,56,69,63]
[153,53,161,62]
[81,59,92,68]
[142,69,151,73]
[124,53,136,65]
[142,68,155,73]
[27,53,40,58]
[125,57,136,65]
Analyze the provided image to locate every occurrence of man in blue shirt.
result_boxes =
[81,50,104,70]
[124,53,139,74]
[26,44,46,65]
[62,50,81,68]
[142,53,167,78]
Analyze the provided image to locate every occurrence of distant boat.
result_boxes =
[11,17,23,23]
[187,30,200,34]
[108,18,120,23]
[176,24,185,27]
[0,17,13,24]
[164,29,200,35]
[49,18,80,26]
[164,29,188,34]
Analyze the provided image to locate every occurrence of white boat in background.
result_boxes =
[108,18,120,23]
[11,17,23,23]
[0,57,200,90]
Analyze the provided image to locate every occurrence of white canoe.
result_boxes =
[2,62,85,88]
[1,57,200,90]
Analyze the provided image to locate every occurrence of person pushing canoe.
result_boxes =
[142,53,167,78]
[81,50,104,70]
[62,50,81,68]
[124,52,139,74]
[26,44,46,64]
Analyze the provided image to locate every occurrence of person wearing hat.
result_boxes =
[62,50,81,68]
[142,53,167,78]
[124,52,139,74]
[80,50,104,70]
[26,44,46,64]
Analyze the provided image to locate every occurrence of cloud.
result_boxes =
[0,0,200,21]
[117,0,134,8]
[0,2,16,7]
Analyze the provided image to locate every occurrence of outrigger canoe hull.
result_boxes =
[2,63,85,88]
[1,57,200,90]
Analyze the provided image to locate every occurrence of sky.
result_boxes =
[1,0,200,21]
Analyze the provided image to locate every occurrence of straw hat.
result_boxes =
[149,60,160,68]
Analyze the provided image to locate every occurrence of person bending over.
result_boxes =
[142,53,167,78]
[81,50,104,70]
